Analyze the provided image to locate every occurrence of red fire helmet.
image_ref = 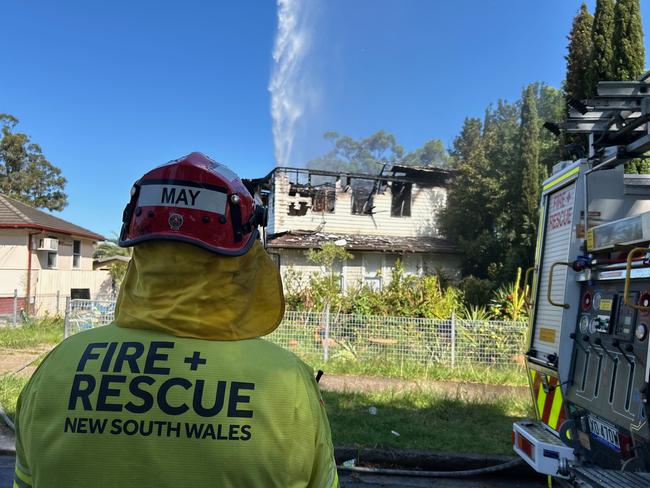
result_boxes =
[119,152,267,256]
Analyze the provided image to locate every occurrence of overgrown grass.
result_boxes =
[324,388,533,455]
[0,375,28,421]
[0,317,64,349]
[294,353,528,386]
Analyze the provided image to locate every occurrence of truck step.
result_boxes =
[571,466,650,488]
[513,420,575,478]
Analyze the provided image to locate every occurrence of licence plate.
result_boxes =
[588,415,620,452]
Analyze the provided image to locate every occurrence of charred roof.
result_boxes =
[244,165,455,193]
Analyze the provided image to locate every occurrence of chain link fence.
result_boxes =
[268,311,527,369]
[63,300,527,370]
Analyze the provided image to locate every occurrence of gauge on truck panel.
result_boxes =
[579,314,590,334]
[593,292,602,311]
[636,323,648,342]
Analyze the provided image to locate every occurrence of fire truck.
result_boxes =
[512,74,650,486]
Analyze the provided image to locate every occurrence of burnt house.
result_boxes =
[248,165,461,290]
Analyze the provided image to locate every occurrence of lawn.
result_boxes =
[324,388,532,455]
[0,376,529,455]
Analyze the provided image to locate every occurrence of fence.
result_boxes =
[64,299,116,337]
[62,300,528,370]
[268,311,527,370]
[0,291,71,326]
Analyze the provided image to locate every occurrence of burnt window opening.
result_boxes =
[350,178,380,215]
[312,185,335,213]
[288,201,310,216]
[352,187,374,215]
[391,182,412,217]
[288,183,311,198]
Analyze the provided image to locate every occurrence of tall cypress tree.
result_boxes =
[520,84,541,251]
[613,0,645,80]
[566,3,594,100]
[591,0,616,86]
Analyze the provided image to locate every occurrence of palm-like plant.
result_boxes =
[489,267,529,321]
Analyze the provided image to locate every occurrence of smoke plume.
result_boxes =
[269,0,315,166]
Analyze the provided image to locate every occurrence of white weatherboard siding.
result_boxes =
[271,173,447,237]
[0,230,29,294]
[30,233,95,271]
[0,229,111,302]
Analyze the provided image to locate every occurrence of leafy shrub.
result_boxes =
[459,305,492,321]
[460,275,495,307]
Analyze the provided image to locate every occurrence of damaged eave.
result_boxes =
[265,231,460,254]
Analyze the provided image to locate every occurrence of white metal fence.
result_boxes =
[62,300,528,369]
[64,299,116,337]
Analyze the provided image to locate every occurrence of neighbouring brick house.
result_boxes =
[248,165,461,291]
[0,194,109,318]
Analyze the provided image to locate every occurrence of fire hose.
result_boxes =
[337,458,524,478]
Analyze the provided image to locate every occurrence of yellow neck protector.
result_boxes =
[115,240,284,341]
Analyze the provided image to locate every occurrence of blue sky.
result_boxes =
[3,0,649,237]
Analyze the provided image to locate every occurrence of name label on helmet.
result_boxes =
[138,184,227,214]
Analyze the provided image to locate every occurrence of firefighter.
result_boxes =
[13,152,339,488]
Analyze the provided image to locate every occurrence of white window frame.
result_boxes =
[362,253,383,290]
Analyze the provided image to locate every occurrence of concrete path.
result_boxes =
[0,424,13,456]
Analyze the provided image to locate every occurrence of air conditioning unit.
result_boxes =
[35,237,59,252]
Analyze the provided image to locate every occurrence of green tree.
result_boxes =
[401,139,450,167]
[565,3,594,100]
[306,243,353,313]
[519,85,541,264]
[441,84,564,284]
[613,0,645,81]
[0,114,67,211]
[441,118,506,279]
[93,237,132,293]
[308,130,404,175]
[534,84,565,176]
[591,0,616,85]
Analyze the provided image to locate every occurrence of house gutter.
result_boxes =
[0,224,105,242]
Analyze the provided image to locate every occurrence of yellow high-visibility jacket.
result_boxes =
[14,324,338,488]
[14,241,339,487]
